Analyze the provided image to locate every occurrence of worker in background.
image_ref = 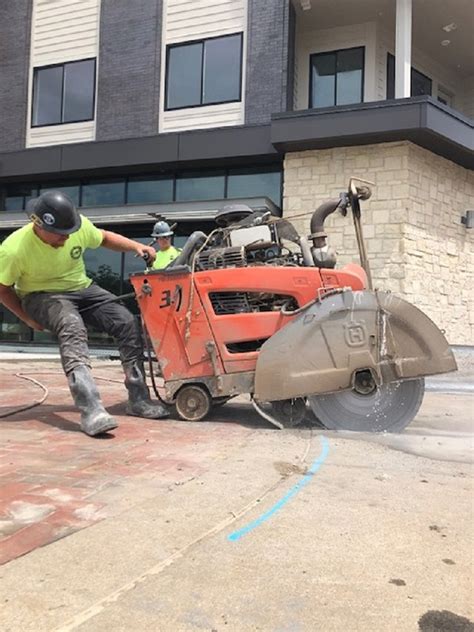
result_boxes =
[151,221,181,269]
[0,191,169,437]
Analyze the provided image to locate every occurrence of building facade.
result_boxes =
[0,0,472,345]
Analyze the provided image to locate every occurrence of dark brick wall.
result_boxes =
[0,1,32,152]
[245,0,292,124]
[96,0,162,141]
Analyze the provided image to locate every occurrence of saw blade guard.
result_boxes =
[254,289,457,402]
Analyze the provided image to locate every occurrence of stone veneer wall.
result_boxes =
[283,141,474,345]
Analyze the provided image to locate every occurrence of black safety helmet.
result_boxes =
[26,191,81,235]
[151,220,174,238]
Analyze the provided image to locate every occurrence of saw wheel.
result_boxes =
[252,397,307,429]
[175,385,211,422]
[308,378,425,433]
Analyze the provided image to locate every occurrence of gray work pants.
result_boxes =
[22,284,143,375]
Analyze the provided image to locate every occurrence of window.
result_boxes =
[127,176,174,205]
[386,54,432,99]
[4,184,38,211]
[32,58,96,126]
[165,33,243,110]
[309,47,364,108]
[176,171,226,201]
[81,180,126,207]
[1,166,283,214]
[227,167,282,205]
[40,183,80,207]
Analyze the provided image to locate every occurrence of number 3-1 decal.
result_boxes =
[159,285,183,311]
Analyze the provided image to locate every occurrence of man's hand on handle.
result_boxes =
[135,244,156,265]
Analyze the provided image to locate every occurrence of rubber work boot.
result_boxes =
[124,361,170,419]
[68,365,118,436]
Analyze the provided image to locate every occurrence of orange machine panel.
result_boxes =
[131,263,367,383]
[131,269,221,382]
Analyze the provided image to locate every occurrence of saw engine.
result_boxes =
[131,179,457,432]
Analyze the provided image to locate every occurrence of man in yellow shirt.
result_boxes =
[0,191,169,437]
[151,221,180,269]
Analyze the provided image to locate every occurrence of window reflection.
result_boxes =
[310,47,364,108]
[40,183,80,206]
[227,168,281,205]
[167,43,203,109]
[2,165,283,214]
[32,66,63,126]
[32,59,96,126]
[83,246,122,345]
[63,60,95,123]
[386,54,432,99]
[311,53,336,108]
[5,196,24,212]
[166,33,243,110]
[127,177,174,204]
[5,184,39,212]
[82,180,126,207]
[0,307,32,343]
[176,171,225,201]
[203,35,241,104]
[336,48,363,105]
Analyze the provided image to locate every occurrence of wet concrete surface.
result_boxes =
[0,359,472,631]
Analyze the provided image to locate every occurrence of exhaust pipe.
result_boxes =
[308,199,341,268]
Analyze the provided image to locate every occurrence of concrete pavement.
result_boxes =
[0,359,472,631]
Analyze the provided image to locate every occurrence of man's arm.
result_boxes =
[101,230,156,263]
[0,284,44,331]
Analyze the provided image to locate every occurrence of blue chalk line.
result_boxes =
[227,435,330,542]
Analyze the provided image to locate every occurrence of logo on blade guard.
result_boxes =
[344,322,367,347]
[70,246,82,260]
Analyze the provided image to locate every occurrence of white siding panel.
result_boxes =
[32,0,100,67]
[162,102,243,132]
[159,0,247,133]
[28,121,95,147]
[26,0,100,147]
[166,0,245,42]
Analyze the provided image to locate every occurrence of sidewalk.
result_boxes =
[0,359,472,631]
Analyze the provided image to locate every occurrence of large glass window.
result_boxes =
[310,47,364,108]
[227,167,281,205]
[81,180,126,207]
[39,183,80,207]
[166,33,242,110]
[83,247,122,345]
[176,171,226,201]
[386,54,432,99]
[127,176,174,205]
[32,59,96,126]
[1,166,283,214]
[5,184,39,211]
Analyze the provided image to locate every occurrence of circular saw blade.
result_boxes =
[308,378,424,433]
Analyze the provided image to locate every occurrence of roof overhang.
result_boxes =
[0,125,278,183]
[0,98,471,189]
[271,97,474,169]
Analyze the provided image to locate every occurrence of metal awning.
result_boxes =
[0,196,281,231]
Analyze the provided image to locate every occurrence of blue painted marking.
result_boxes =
[227,436,330,542]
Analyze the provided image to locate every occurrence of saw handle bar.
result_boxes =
[79,253,151,315]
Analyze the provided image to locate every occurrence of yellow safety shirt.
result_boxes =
[152,246,180,270]
[0,216,103,297]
